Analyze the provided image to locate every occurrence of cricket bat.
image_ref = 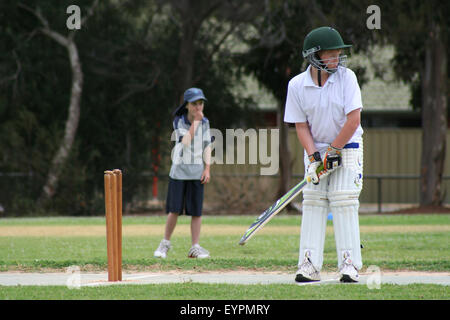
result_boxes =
[239,163,325,245]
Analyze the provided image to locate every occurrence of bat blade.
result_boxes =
[238,164,324,245]
[238,177,309,245]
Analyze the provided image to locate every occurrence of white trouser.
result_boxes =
[299,139,363,270]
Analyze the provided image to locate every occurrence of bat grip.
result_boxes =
[306,163,325,183]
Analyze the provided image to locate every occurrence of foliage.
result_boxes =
[377,0,450,111]
[0,0,447,214]
[0,0,256,215]
[235,0,374,105]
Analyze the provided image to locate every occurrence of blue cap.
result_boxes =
[184,87,207,102]
[173,88,207,116]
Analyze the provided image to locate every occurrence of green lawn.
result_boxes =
[0,213,448,226]
[0,214,449,300]
[0,214,448,272]
[0,283,447,300]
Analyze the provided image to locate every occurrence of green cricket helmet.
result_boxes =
[302,26,352,74]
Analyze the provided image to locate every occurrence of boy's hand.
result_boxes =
[200,168,210,184]
[323,145,342,172]
[307,151,322,185]
[194,110,204,122]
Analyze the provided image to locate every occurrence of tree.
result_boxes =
[0,0,176,214]
[19,1,99,204]
[236,0,352,204]
[0,0,260,215]
[239,0,448,209]
[380,0,449,207]
[157,0,262,107]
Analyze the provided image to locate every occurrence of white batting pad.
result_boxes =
[331,204,362,269]
[299,186,329,271]
[328,140,363,269]
[328,145,363,193]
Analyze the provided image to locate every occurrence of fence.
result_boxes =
[1,171,449,216]
[134,127,450,213]
[363,175,450,212]
[129,172,450,215]
[0,128,449,215]
[0,172,36,214]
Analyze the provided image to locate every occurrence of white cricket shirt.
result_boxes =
[284,65,363,152]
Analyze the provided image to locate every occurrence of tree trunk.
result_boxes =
[169,0,223,106]
[40,40,83,201]
[174,23,197,106]
[18,2,96,204]
[419,23,447,207]
[276,102,296,210]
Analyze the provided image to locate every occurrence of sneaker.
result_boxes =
[154,239,171,258]
[339,251,359,283]
[188,244,210,259]
[295,250,320,282]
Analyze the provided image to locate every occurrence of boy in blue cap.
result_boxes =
[154,88,212,259]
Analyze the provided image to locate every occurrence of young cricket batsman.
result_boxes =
[284,26,364,283]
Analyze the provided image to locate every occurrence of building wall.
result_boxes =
[153,128,449,209]
[287,128,450,203]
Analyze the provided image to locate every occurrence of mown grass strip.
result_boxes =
[0,283,447,300]
[0,214,448,226]
[1,224,449,237]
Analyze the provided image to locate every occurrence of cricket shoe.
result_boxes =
[154,239,171,258]
[339,251,359,283]
[188,244,210,259]
[295,250,320,282]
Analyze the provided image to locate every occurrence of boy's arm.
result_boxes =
[295,122,322,184]
[295,109,360,151]
[322,109,361,175]
[201,145,211,184]
[295,122,317,155]
[330,109,361,148]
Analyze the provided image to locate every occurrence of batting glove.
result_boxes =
[307,151,322,185]
[323,145,342,174]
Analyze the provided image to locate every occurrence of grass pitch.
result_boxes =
[0,283,447,300]
[0,214,449,300]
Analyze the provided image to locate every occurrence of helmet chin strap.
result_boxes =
[313,53,324,87]
[318,69,321,87]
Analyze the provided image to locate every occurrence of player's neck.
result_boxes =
[310,67,329,87]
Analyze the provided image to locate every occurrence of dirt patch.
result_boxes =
[389,205,450,214]
[1,224,449,237]
[360,225,450,233]
[1,268,448,278]
[377,270,450,277]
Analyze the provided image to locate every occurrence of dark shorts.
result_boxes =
[166,178,204,216]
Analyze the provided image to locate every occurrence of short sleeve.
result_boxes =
[173,116,188,143]
[343,70,363,115]
[284,81,306,123]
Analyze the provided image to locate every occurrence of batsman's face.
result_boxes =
[319,49,342,69]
